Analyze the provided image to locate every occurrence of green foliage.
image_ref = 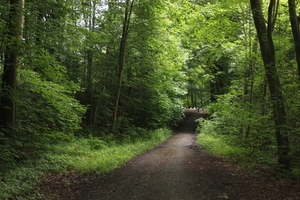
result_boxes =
[23,48,68,84]
[0,68,86,168]
[93,0,189,132]
[0,133,17,168]
[197,118,278,169]
[17,69,86,140]
[196,90,277,157]
[2,0,300,198]
[197,129,245,156]
[0,163,45,200]
[47,128,172,173]
[187,0,300,174]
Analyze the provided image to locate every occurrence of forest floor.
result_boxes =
[40,110,300,200]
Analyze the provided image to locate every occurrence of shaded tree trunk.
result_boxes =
[84,50,94,124]
[112,0,135,132]
[83,0,96,125]
[250,0,290,170]
[0,0,24,136]
[288,0,300,80]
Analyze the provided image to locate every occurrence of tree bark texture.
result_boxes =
[0,0,24,136]
[288,0,300,80]
[250,0,290,169]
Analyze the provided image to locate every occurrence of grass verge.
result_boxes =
[196,118,300,182]
[197,132,277,171]
[0,128,172,200]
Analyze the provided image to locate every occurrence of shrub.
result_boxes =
[0,69,86,169]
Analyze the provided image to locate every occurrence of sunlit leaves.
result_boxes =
[17,69,86,138]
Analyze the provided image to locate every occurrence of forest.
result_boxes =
[1,0,300,199]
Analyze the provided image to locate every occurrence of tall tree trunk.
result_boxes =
[288,0,300,80]
[112,0,135,132]
[190,90,194,107]
[85,50,94,124]
[83,0,96,125]
[250,0,290,170]
[0,0,24,136]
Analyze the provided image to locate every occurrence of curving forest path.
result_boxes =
[41,109,300,200]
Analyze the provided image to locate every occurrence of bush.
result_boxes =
[16,69,86,143]
[0,69,86,169]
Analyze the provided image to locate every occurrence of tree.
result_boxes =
[288,0,300,80]
[112,0,135,132]
[0,0,24,136]
[250,0,290,169]
[82,0,97,125]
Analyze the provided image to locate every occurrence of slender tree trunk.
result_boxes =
[288,0,300,80]
[210,80,216,103]
[190,90,194,107]
[122,87,133,117]
[261,76,268,116]
[250,0,290,170]
[194,90,197,108]
[83,0,96,125]
[85,50,93,124]
[112,0,135,132]
[0,0,24,136]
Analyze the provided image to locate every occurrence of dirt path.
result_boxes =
[41,110,300,200]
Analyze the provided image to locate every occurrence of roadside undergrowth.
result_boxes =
[196,131,288,178]
[0,128,172,200]
[196,118,277,171]
[196,119,300,181]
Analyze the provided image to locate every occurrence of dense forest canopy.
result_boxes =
[1,0,300,174]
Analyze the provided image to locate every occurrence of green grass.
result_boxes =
[197,133,246,156]
[196,118,278,169]
[0,128,172,200]
[197,132,277,170]
[197,119,300,182]
[48,128,171,173]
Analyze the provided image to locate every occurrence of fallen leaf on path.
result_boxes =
[218,193,229,199]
